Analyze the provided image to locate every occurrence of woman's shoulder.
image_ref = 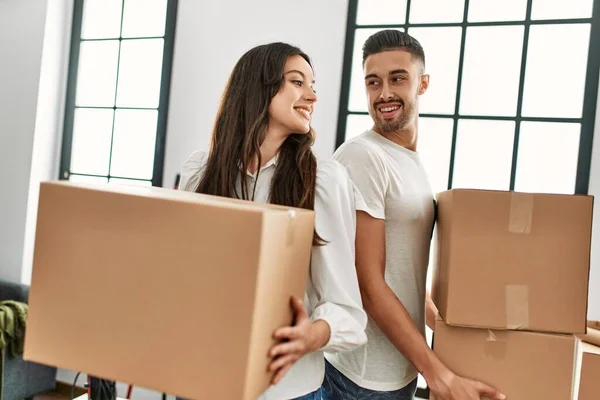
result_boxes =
[315,156,353,196]
[179,150,209,191]
[316,156,349,182]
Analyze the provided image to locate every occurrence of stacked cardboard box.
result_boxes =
[576,322,600,400]
[23,181,316,400]
[431,189,594,399]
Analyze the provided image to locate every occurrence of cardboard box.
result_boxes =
[578,321,600,347]
[574,341,600,400]
[432,189,592,334]
[432,318,578,400]
[24,182,315,400]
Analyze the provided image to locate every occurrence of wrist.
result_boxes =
[421,350,450,387]
[308,319,331,352]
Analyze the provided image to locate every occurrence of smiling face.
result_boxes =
[268,54,317,137]
[364,49,428,134]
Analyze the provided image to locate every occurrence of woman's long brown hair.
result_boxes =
[196,42,324,245]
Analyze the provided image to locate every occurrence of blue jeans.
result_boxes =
[293,386,327,400]
[322,360,417,400]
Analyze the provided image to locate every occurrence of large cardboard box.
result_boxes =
[432,318,578,400]
[574,341,600,400]
[432,189,592,334]
[24,182,315,400]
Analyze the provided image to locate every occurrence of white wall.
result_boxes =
[585,69,600,321]
[21,0,74,285]
[0,0,50,283]
[163,0,350,188]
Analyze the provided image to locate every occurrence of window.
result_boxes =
[337,0,600,397]
[60,0,178,187]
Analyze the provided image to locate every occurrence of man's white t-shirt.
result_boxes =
[325,129,435,391]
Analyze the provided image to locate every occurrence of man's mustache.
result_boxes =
[374,98,405,108]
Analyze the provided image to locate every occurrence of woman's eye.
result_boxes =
[292,80,303,87]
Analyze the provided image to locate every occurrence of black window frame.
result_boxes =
[59,0,179,187]
[336,0,600,195]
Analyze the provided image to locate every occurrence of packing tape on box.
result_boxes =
[286,209,297,246]
[508,192,534,234]
[484,329,507,360]
[506,284,530,329]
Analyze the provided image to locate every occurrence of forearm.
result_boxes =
[362,282,446,381]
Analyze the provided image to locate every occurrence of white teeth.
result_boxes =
[380,106,400,113]
[295,108,310,119]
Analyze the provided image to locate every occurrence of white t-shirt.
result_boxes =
[325,130,435,391]
[179,150,368,400]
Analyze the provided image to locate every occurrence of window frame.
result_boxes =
[336,0,600,195]
[59,0,179,187]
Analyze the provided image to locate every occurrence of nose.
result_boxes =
[379,81,393,101]
[304,86,317,102]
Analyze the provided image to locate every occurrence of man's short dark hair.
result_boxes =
[362,29,425,68]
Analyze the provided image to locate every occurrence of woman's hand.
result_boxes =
[267,296,331,385]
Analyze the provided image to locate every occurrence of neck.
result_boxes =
[248,125,287,173]
[374,119,418,151]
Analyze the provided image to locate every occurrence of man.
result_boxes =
[323,30,506,400]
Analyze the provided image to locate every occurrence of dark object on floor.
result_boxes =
[0,279,57,400]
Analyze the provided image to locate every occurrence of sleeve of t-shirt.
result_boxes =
[333,142,389,220]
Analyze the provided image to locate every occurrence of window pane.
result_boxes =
[121,0,168,38]
[417,118,454,194]
[407,27,462,114]
[81,0,123,39]
[409,0,465,23]
[522,24,590,118]
[116,39,165,108]
[345,114,374,142]
[531,0,594,20]
[459,26,524,116]
[468,0,527,22]
[514,122,580,194]
[69,174,109,184]
[109,109,158,180]
[452,119,515,190]
[356,0,407,25]
[349,28,404,113]
[70,108,114,176]
[109,178,152,187]
[76,41,120,107]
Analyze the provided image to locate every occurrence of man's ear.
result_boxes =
[418,74,430,95]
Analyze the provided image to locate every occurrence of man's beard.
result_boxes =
[373,97,416,134]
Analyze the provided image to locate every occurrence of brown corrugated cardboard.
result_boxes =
[574,341,600,400]
[432,318,578,400]
[24,181,315,400]
[577,321,600,347]
[432,189,593,334]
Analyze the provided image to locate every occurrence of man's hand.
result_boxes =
[427,366,506,400]
[267,296,330,385]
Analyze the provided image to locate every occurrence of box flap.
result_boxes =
[42,181,314,215]
[578,321,600,347]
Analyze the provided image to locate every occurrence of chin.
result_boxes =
[290,124,311,134]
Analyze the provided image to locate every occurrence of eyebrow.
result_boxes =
[365,69,410,80]
[285,69,315,84]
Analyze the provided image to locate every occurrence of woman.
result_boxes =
[178,42,367,400]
